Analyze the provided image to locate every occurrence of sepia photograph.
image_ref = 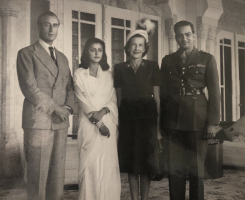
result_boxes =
[0,0,245,199]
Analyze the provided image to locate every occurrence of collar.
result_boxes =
[126,59,145,67]
[39,38,56,58]
[177,46,194,57]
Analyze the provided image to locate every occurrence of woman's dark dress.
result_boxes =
[114,59,161,174]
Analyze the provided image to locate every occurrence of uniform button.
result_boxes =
[183,72,185,74]
[183,68,185,69]
[181,80,183,82]
[170,72,172,74]
[182,84,184,86]
[196,71,198,73]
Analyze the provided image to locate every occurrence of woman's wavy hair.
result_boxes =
[124,34,149,58]
[79,38,110,70]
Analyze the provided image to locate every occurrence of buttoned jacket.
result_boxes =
[17,41,74,130]
[160,47,220,131]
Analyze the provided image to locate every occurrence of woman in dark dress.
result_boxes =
[114,20,161,200]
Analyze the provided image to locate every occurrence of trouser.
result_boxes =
[166,129,208,200]
[24,128,68,200]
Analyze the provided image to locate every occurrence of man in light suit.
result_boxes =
[17,11,74,200]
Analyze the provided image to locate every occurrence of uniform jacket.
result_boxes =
[17,41,74,130]
[160,47,220,131]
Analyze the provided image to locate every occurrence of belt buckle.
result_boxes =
[192,88,197,99]
[180,87,185,95]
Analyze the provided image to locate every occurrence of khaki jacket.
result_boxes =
[160,47,220,131]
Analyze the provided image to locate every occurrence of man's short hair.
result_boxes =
[37,11,60,25]
[174,21,195,34]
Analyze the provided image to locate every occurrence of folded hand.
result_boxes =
[99,125,110,138]
[88,110,105,124]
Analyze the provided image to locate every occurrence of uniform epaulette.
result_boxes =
[167,52,175,56]
[198,49,212,55]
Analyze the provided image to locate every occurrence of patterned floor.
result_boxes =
[0,169,244,200]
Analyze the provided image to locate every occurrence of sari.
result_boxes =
[74,67,121,200]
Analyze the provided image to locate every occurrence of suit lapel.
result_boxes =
[33,41,58,78]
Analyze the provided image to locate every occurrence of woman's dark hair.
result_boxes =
[79,38,110,70]
[174,21,195,34]
[124,34,149,58]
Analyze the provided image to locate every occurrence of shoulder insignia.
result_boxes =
[198,49,212,55]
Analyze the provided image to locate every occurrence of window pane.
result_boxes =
[224,46,232,121]
[111,17,124,27]
[224,39,231,45]
[220,39,223,44]
[72,115,78,134]
[72,22,78,72]
[72,21,79,135]
[80,23,95,54]
[126,20,131,28]
[238,49,245,116]
[238,41,245,48]
[221,88,224,121]
[126,30,130,61]
[220,45,223,85]
[72,10,78,19]
[80,12,95,22]
[112,28,124,66]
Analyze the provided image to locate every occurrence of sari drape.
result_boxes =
[74,67,120,200]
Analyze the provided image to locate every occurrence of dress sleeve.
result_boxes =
[152,61,162,86]
[113,64,122,88]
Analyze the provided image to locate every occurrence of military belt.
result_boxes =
[171,87,204,96]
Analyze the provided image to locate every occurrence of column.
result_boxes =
[0,10,3,178]
[0,8,23,178]
[206,26,217,55]
[165,17,177,54]
[196,23,209,51]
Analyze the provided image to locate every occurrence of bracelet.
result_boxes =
[96,120,104,128]
[103,107,110,114]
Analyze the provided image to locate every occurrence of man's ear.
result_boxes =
[193,33,196,40]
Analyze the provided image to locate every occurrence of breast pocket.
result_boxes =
[187,66,205,81]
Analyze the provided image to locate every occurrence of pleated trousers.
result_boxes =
[24,128,68,200]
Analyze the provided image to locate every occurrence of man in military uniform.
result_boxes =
[160,21,220,200]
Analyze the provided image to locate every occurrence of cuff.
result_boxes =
[65,105,73,115]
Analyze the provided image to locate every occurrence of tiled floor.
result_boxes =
[0,169,244,200]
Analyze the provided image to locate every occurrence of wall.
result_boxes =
[0,0,31,178]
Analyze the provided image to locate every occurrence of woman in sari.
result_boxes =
[114,19,162,200]
[74,38,121,200]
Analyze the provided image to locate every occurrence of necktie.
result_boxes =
[49,46,57,65]
[180,51,187,64]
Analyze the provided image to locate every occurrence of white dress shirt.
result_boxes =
[39,38,56,59]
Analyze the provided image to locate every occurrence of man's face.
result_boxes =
[175,25,195,50]
[38,15,59,45]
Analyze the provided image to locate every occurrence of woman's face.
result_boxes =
[128,37,146,59]
[88,43,103,63]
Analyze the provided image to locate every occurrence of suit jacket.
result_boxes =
[17,41,74,130]
[160,47,220,131]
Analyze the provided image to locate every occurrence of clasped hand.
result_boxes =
[88,110,105,124]
[88,110,110,138]
[52,105,70,124]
